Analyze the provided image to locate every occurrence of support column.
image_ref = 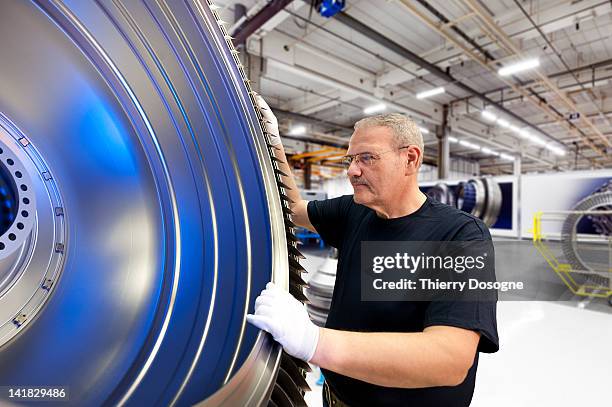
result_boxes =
[436,104,450,180]
[234,4,247,57]
[304,162,312,190]
[234,4,250,74]
[514,152,522,239]
[513,152,522,176]
[232,1,292,94]
[247,54,264,94]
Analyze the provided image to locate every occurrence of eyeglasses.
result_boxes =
[341,146,410,168]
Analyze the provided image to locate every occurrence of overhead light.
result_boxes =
[448,136,458,143]
[518,129,531,139]
[289,125,306,135]
[416,87,445,99]
[586,79,610,89]
[528,134,547,146]
[498,58,540,76]
[481,110,497,122]
[480,147,500,157]
[497,119,510,128]
[515,128,566,154]
[459,140,481,150]
[477,109,566,156]
[418,126,429,134]
[509,125,521,133]
[363,103,387,115]
[547,144,566,156]
[553,148,566,156]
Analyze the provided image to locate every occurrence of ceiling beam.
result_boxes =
[332,10,566,153]
[232,0,295,46]
[463,0,611,156]
[378,0,611,87]
[397,0,607,165]
[266,58,439,124]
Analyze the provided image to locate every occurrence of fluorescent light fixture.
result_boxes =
[416,87,445,99]
[363,103,387,115]
[481,110,497,122]
[584,79,609,89]
[518,129,530,139]
[418,126,430,134]
[529,134,547,146]
[459,140,481,150]
[547,144,566,156]
[497,119,510,128]
[448,136,458,143]
[509,125,521,134]
[498,58,540,76]
[500,153,515,161]
[289,125,306,135]
[481,147,500,157]
[491,117,561,157]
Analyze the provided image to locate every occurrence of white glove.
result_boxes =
[247,282,320,362]
[253,93,282,146]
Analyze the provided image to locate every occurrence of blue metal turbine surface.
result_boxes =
[456,181,476,215]
[0,1,294,406]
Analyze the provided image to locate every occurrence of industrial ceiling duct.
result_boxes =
[0,1,307,406]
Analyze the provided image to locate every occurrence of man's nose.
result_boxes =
[347,160,361,177]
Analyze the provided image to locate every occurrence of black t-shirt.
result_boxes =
[307,195,499,407]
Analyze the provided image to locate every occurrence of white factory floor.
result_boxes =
[298,241,612,407]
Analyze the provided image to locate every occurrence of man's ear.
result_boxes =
[405,146,421,169]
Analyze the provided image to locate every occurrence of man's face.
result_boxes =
[346,126,407,207]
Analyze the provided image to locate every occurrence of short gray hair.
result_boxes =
[354,113,424,165]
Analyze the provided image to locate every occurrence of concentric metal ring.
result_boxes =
[561,191,612,286]
[0,113,65,349]
[0,1,305,406]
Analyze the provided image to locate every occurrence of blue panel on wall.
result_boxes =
[492,182,513,230]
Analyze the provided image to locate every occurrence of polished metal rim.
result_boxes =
[0,114,65,349]
[481,177,502,227]
[0,1,307,405]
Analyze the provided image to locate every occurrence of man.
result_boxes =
[247,95,498,407]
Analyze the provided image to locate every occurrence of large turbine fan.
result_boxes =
[561,190,612,288]
[0,1,307,406]
[428,178,502,227]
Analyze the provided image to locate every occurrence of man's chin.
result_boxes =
[352,187,371,204]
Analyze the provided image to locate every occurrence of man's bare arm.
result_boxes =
[271,145,314,231]
[310,325,480,388]
[255,93,314,231]
[247,283,481,388]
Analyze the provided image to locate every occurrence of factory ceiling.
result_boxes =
[215,0,612,174]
